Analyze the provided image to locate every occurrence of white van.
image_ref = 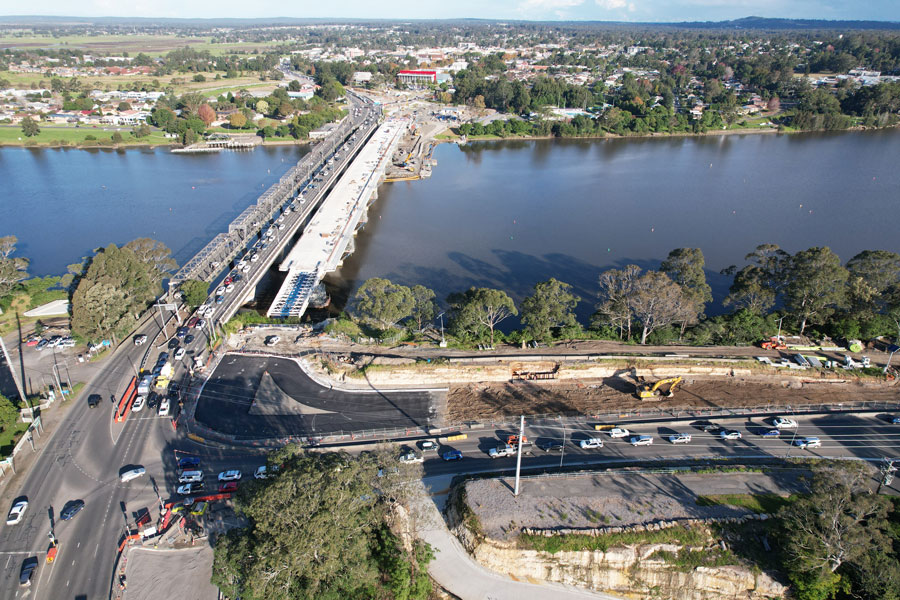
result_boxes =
[178,470,204,483]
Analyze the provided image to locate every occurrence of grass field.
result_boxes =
[0,34,284,56]
[696,493,796,514]
[0,124,171,146]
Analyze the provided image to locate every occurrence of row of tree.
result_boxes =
[348,244,900,347]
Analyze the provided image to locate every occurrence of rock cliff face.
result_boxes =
[447,501,786,600]
[470,538,785,600]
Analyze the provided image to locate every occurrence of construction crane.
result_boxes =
[636,376,683,399]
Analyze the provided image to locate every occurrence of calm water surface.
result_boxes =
[326,129,900,319]
[0,144,306,276]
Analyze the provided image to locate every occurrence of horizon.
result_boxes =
[1,1,899,24]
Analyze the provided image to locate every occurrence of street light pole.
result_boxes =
[436,312,446,348]
[514,415,524,496]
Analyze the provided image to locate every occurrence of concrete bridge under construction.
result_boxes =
[168,91,411,331]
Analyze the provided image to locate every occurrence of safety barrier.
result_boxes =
[114,376,138,423]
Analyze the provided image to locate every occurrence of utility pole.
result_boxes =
[0,334,29,417]
[877,458,897,494]
[436,312,446,348]
[514,415,525,496]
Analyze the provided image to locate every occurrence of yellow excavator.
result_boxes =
[636,376,683,399]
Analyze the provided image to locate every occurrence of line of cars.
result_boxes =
[26,334,76,351]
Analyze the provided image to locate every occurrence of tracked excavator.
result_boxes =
[636,376,683,399]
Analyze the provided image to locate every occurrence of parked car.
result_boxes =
[186,317,199,328]
[175,326,188,338]
[177,457,200,470]
[217,470,242,482]
[174,348,186,360]
[265,335,280,347]
[773,417,798,429]
[36,339,49,350]
[184,334,195,344]
[6,500,28,525]
[177,483,204,495]
[131,395,146,413]
[254,465,269,479]
[719,429,743,440]
[120,467,146,482]
[19,557,38,587]
[608,428,630,438]
[442,450,463,461]
[892,416,900,425]
[178,470,203,483]
[219,482,239,493]
[793,436,822,449]
[629,435,653,446]
[60,500,85,521]
[668,433,692,444]
[167,338,180,350]
[579,438,604,449]
[760,429,781,437]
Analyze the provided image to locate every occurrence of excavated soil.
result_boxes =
[447,376,898,423]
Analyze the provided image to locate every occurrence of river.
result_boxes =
[0,144,306,277]
[2,131,899,322]
[324,129,900,320]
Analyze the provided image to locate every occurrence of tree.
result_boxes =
[473,95,486,110]
[846,250,900,295]
[71,241,171,342]
[20,116,40,137]
[767,96,781,112]
[180,279,210,308]
[628,270,691,344]
[192,73,206,82]
[448,287,517,347]
[125,238,177,277]
[255,100,270,116]
[0,393,19,427]
[595,265,642,340]
[198,103,216,126]
[779,462,892,600]
[111,132,123,144]
[409,285,437,332]
[117,101,132,112]
[521,278,580,342]
[785,247,849,335]
[353,278,414,330]
[229,112,247,129]
[0,236,29,298]
[724,265,776,315]
[661,248,713,337]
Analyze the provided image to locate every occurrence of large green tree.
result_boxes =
[785,247,849,336]
[180,279,210,308]
[661,247,713,336]
[211,446,430,600]
[521,278,580,342]
[724,265,776,315]
[0,235,29,298]
[408,285,437,332]
[353,278,414,330]
[448,287,517,347]
[70,241,172,342]
[779,462,893,600]
[20,116,40,137]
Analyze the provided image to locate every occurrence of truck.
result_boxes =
[137,375,153,396]
[488,444,516,458]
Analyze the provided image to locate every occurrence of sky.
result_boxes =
[2,0,898,22]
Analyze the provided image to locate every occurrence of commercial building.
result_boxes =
[397,70,437,85]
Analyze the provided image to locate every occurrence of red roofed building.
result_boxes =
[397,70,437,85]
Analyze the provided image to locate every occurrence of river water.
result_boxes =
[325,129,900,320]
[0,144,306,277]
[3,131,899,321]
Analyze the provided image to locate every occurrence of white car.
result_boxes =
[399,452,424,464]
[773,417,798,429]
[131,395,146,413]
[254,465,269,479]
[216,286,226,295]
[133,335,147,346]
[158,399,170,416]
[629,435,653,446]
[419,440,438,452]
[668,433,692,444]
[793,436,821,449]
[178,470,204,483]
[218,470,242,482]
[608,428,630,438]
[174,348,186,360]
[579,438,604,449]
[6,500,28,525]
[265,335,280,347]
[120,467,146,482]
[226,283,235,292]
[719,429,742,440]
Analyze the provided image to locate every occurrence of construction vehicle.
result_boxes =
[760,336,787,350]
[506,434,528,446]
[636,376,683,399]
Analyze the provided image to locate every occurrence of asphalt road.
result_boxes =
[195,354,437,438]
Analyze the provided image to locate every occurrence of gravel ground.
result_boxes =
[124,545,218,600]
[465,471,806,541]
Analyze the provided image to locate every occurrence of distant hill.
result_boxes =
[667,16,900,30]
[0,14,898,30]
